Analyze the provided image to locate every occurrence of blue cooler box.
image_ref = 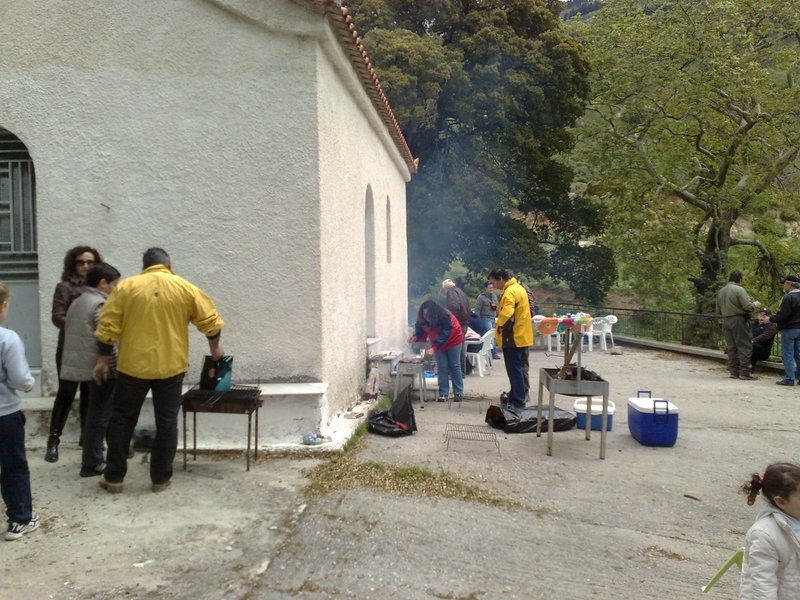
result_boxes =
[573,397,615,431]
[627,391,678,447]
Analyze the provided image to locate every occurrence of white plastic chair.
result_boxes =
[580,321,595,352]
[546,330,562,353]
[590,315,617,351]
[466,330,494,377]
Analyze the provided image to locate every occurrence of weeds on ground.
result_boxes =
[305,396,519,508]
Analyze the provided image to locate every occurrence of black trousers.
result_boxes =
[50,340,89,438]
[104,372,185,485]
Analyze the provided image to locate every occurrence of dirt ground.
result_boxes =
[3,344,797,599]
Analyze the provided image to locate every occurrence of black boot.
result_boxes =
[45,434,60,463]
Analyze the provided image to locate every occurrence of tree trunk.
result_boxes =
[686,216,735,348]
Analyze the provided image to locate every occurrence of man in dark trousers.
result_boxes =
[751,308,777,369]
[770,275,800,386]
[716,271,761,380]
[93,248,225,493]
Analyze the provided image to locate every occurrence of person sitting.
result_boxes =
[752,308,777,368]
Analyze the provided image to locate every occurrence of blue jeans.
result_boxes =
[503,347,528,409]
[0,411,32,524]
[105,372,185,485]
[434,345,463,397]
[780,329,800,383]
[82,378,116,471]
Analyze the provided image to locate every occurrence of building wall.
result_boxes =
[315,28,411,422]
[0,0,412,439]
[0,0,326,395]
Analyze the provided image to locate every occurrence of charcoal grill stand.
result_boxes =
[536,323,610,459]
[181,386,263,471]
[393,360,427,407]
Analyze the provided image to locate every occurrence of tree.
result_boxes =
[344,0,609,299]
[569,0,800,311]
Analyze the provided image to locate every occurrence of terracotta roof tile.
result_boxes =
[299,0,418,173]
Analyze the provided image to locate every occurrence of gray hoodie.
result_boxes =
[0,326,35,417]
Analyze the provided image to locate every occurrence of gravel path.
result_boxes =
[4,345,794,599]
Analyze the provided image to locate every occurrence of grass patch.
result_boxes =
[305,453,519,508]
[303,393,518,508]
[341,395,391,453]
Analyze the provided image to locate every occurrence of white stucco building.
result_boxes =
[0,0,416,444]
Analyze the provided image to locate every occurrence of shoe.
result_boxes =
[739,374,759,380]
[5,514,40,541]
[437,395,447,403]
[453,394,463,402]
[44,435,59,463]
[80,464,106,478]
[728,373,739,379]
[776,380,795,386]
[152,480,172,493]
[99,478,123,494]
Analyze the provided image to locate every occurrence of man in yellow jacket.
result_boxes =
[488,268,533,409]
[93,248,224,493]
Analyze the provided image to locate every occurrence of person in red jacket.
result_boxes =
[410,300,464,402]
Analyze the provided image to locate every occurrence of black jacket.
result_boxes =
[770,290,800,331]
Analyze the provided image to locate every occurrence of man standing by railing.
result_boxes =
[716,271,761,380]
[769,275,800,386]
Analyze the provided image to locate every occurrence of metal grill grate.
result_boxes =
[443,423,500,453]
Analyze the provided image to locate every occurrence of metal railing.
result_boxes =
[537,302,780,361]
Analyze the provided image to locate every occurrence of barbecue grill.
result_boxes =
[181,384,263,471]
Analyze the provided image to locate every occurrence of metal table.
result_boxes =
[393,359,428,407]
[181,386,263,471]
[536,368,610,459]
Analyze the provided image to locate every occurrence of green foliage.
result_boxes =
[568,0,800,311]
[345,0,598,296]
[549,242,617,304]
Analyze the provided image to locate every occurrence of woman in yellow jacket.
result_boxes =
[488,268,533,409]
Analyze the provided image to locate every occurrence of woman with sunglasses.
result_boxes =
[44,246,102,463]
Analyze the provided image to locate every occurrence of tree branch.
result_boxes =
[730,237,770,257]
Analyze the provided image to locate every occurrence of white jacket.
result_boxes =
[740,506,800,600]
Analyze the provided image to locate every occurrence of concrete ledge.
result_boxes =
[614,335,784,372]
[258,382,328,395]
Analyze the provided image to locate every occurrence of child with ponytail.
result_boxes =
[739,463,800,598]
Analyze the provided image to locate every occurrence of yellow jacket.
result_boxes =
[94,265,224,379]
[495,278,533,348]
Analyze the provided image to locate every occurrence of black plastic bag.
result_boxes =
[485,404,576,434]
[368,387,417,437]
[562,363,602,381]
[132,426,156,450]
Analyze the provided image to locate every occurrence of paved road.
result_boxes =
[5,345,793,599]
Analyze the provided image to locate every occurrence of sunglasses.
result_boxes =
[75,259,95,266]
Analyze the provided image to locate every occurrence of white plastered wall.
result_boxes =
[0,0,324,394]
[315,25,411,424]
[0,0,412,441]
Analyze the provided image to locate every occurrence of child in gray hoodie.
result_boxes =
[0,281,38,540]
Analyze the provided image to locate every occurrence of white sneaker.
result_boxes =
[5,514,40,541]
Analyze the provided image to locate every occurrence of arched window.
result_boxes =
[364,186,376,337]
[0,126,40,365]
[385,196,392,263]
